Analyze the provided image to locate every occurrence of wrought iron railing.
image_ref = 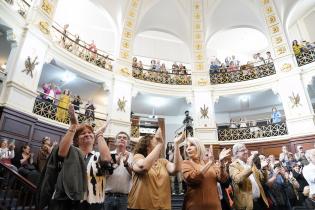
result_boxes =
[217,121,287,141]
[4,0,31,18]
[295,47,315,67]
[130,124,140,138]
[51,24,114,71]
[0,162,37,210]
[132,67,192,85]
[33,97,107,129]
[210,62,276,84]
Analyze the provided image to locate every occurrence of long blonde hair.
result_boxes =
[186,137,206,161]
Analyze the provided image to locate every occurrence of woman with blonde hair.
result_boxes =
[128,130,185,210]
[182,137,231,210]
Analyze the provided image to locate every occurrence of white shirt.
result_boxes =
[217,182,223,200]
[105,151,133,194]
[303,162,315,196]
[0,148,14,159]
[238,159,260,199]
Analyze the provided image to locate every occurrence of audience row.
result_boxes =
[1,104,308,210]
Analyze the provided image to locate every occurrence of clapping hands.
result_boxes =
[174,131,186,145]
[219,148,231,162]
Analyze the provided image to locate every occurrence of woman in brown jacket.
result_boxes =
[182,138,230,210]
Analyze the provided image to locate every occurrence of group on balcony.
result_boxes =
[292,40,315,56]
[39,82,96,124]
[209,52,273,74]
[56,24,113,71]
[132,57,192,85]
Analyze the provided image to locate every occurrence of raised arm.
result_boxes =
[166,131,185,174]
[58,104,78,157]
[95,122,111,162]
[132,128,164,174]
[216,148,231,182]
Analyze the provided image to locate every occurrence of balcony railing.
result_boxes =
[33,97,107,129]
[210,62,276,85]
[0,162,37,210]
[295,47,315,67]
[131,124,140,138]
[217,121,287,141]
[132,67,192,85]
[51,24,114,71]
[4,0,31,18]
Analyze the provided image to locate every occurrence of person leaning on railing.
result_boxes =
[38,104,111,210]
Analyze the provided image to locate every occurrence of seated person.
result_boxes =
[12,144,40,185]
[0,139,16,170]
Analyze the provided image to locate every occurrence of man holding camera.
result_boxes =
[104,131,132,210]
[229,143,269,210]
[183,110,193,137]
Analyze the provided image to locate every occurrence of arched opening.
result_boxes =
[54,0,117,55]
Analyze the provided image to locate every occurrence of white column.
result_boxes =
[113,0,142,76]
[258,0,297,74]
[275,73,315,136]
[192,89,218,143]
[105,76,133,137]
[0,0,60,114]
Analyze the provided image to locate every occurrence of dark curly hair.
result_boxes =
[133,135,153,157]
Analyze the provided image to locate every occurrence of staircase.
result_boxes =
[171,194,184,210]
[0,163,37,210]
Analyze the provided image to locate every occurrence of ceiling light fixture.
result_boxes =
[61,71,76,83]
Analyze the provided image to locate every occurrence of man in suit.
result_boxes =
[229,143,269,210]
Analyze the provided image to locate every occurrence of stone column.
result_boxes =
[258,0,315,135]
[105,76,133,137]
[190,0,218,142]
[0,0,60,114]
[258,0,297,74]
[113,0,142,77]
[273,73,315,136]
[192,89,218,143]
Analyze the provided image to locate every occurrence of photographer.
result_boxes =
[183,110,193,137]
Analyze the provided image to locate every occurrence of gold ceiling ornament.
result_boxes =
[39,21,50,34]
[41,0,53,15]
[276,46,287,56]
[120,67,130,77]
[198,78,208,86]
[270,25,280,34]
[280,63,292,72]
[22,56,39,78]
[289,92,301,108]
[200,104,209,119]
[117,97,127,112]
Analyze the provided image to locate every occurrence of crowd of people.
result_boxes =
[132,57,190,75]
[229,107,282,129]
[41,82,96,123]
[1,104,314,210]
[209,52,273,74]
[58,24,113,71]
[292,40,315,56]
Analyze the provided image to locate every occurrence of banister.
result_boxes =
[0,162,37,192]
